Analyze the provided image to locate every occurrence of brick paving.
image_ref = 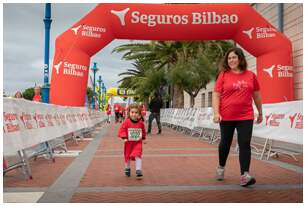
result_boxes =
[4,121,303,203]
[270,154,303,167]
[79,156,302,187]
[71,189,303,203]
[4,135,92,188]
[74,122,302,202]
[4,157,75,187]
[65,139,90,151]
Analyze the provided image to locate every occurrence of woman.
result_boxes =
[33,86,42,102]
[212,47,263,187]
[106,104,112,123]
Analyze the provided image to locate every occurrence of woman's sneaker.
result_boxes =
[124,168,131,177]
[216,166,224,181]
[240,173,256,187]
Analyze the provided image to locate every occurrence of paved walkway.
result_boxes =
[3,122,303,203]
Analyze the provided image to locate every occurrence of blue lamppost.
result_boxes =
[38,4,53,161]
[97,75,103,111]
[41,3,52,103]
[102,82,106,110]
[91,62,99,109]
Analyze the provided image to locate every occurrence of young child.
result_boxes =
[106,104,111,123]
[118,103,146,178]
[114,103,121,123]
[122,106,126,120]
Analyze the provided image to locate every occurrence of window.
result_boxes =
[208,92,213,107]
[201,93,205,107]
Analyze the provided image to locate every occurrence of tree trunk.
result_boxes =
[172,84,184,108]
[189,95,195,108]
[170,83,174,108]
[166,84,171,108]
[144,98,149,108]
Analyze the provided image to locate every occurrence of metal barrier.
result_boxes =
[161,120,301,162]
[4,120,106,179]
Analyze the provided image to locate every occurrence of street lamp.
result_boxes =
[97,75,103,111]
[102,82,106,110]
[91,62,99,109]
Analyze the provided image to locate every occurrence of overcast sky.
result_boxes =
[4,3,143,96]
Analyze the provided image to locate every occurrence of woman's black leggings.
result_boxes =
[218,120,254,175]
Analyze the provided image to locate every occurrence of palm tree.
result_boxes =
[113,40,234,108]
[171,53,217,107]
[117,59,167,104]
[114,41,192,108]
[117,60,148,88]
[114,41,176,106]
[113,41,182,72]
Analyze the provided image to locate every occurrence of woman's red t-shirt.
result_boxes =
[214,70,260,121]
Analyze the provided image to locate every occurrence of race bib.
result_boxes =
[128,128,142,141]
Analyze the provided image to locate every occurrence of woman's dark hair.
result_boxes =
[220,47,248,72]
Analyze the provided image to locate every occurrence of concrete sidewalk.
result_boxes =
[3,122,303,203]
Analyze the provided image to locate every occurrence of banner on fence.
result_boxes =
[253,100,302,145]
[161,100,302,145]
[3,98,107,155]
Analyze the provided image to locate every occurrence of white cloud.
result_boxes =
[4,4,145,96]
[30,59,45,70]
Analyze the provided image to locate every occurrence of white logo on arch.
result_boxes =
[243,27,277,40]
[242,27,254,39]
[263,65,275,78]
[263,64,293,78]
[71,25,82,35]
[54,61,63,75]
[111,8,130,26]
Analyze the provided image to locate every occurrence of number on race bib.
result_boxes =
[128,128,142,141]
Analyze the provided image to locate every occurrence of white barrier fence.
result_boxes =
[161,100,303,145]
[3,98,107,156]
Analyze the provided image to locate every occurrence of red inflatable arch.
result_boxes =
[50,3,294,106]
